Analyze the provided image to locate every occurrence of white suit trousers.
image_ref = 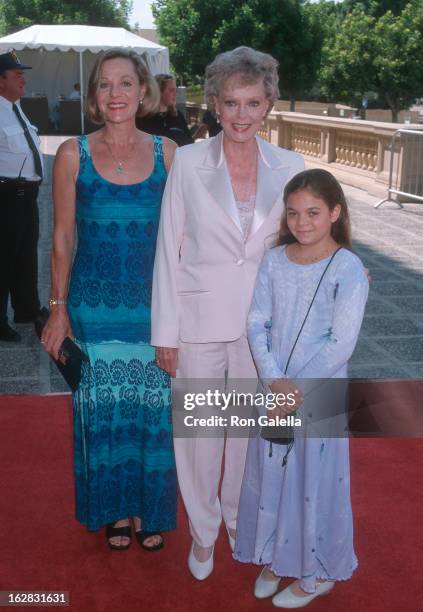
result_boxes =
[174,335,257,547]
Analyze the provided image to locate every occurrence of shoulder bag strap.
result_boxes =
[284,247,342,375]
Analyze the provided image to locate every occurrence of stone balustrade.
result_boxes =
[186,102,423,198]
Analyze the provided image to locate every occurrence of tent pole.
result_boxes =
[79,51,85,134]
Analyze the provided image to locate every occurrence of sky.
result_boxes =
[129,0,155,28]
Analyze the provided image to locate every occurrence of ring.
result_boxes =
[294,389,299,394]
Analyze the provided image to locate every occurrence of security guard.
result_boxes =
[0,51,43,342]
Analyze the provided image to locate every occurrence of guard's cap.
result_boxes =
[0,51,32,74]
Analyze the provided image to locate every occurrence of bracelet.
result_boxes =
[49,298,67,307]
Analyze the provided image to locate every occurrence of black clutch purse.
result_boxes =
[35,307,89,392]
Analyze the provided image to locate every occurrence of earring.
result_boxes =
[139,98,144,106]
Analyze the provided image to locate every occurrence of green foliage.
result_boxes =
[153,0,323,106]
[320,2,423,121]
[154,0,423,121]
[373,4,423,119]
[320,7,375,106]
[0,0,132,35]
[341,0,410,18]
[216,0,322,105]
[153,0,237,83]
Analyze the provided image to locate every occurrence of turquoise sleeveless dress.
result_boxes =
[67,135,177,532]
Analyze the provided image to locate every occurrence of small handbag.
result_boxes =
[260,248,342,448]
[35,307,89,391]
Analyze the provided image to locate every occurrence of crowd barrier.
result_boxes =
[375,129,423,208]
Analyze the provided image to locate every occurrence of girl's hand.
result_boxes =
[41,308,73,361]
[155,346,178,377]
[269,379,304,418]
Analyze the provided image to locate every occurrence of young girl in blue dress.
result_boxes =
[234,169,368,608]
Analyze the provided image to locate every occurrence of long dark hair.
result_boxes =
[280,169,352,248]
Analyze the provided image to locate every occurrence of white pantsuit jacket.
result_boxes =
[151,131,304,348]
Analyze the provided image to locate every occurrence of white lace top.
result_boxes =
[236,194,256,239]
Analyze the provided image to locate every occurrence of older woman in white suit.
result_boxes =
[151,47,304,580]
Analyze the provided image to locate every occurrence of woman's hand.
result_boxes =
[155,346,178,377]
[268,379,304,419]
[42,308,73,361]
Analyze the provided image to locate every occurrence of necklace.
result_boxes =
[289,243,335,265]
[228,149,258,202]
[103,139,135,174]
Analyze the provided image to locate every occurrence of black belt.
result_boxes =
[0,177,41,198]
[0,177,41,185]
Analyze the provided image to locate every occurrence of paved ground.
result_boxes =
[0,143,422,394]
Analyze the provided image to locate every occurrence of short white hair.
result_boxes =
[204,46,280,104]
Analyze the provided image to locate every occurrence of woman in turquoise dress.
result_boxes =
[42,49,177,550]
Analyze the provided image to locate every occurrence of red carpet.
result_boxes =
[0,394,422,612]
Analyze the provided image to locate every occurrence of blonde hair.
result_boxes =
[85,49,160,124]
[155,73,177,117]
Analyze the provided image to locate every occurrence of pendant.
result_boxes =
[116,162,124,174]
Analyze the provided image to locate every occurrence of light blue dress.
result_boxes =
[67,135,177,532]
[234,245,368,593]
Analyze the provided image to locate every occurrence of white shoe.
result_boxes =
[272,580,334,608]
[188,542,214,581]
[254,567,281,599]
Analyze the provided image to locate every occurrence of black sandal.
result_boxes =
[106,522,132,551]
[135,529,164,552]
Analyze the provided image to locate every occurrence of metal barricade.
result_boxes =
[375,129,423,208]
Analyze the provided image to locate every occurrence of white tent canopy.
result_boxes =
[0,24,169,131]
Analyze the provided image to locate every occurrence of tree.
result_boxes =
[152,0,246,83]
[341,0,411,18]
[319,7,375,108]
[213,0,322,110]
[303,0,344,37]
[0,0,132,35]
[153,0,323,109]
[373,4,423,121]
[320,3,423,122]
